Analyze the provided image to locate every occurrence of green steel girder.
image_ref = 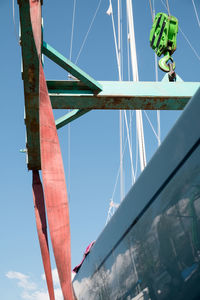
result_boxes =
[56,109,91,129]
[42,41,102,93]
[49,80,200,111]
[18,0,42,170]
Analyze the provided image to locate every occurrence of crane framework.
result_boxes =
[18,1,200,299]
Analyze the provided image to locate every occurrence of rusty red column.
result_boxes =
[28,0,74,299]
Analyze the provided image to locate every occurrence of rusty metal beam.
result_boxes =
[56,109,90,129]
[18,0,42,170]
[42,41,102,93]
[48,81,200,110]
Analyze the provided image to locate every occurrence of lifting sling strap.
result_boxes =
[39,62,74,300]
[28,1,74,299]
[32,170,55,300]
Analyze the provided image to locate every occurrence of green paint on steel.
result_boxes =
[42,41,102,93]
[48,81,200,110]
[18,0,41,170]
[56,109,91,129]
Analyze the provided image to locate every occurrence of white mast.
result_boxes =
[126,0,147,171]
[118,0,125,202]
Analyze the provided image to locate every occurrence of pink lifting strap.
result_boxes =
[39,62,74,299]
[32,170,55,300]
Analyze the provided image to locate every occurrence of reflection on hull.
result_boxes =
[73,89,200,299]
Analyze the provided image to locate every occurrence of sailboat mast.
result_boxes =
[118,0,124,202]
[126,0,147,171]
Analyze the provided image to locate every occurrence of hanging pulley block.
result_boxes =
[149,12,178,73]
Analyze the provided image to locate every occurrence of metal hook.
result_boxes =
[159,52,176,73]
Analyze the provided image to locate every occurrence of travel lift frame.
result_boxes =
[18,1,200,299]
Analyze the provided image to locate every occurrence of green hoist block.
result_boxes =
[150,12,178,73]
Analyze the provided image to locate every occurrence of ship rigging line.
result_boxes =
[166,0,171,16]
[160,0,200,63]
[124,111,135,184]
[118,0,125,203]
[126,0,147,172]
[107,0,121,79]
[192,0,200,28]
[69,0,76,61]
[149,0,154,22]
[75,0,102,64]
[148,0,161,146]
[144,111,160,143]
[12,0,20,43]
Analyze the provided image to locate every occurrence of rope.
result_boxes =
[69,0,76,60]
[149,1,161,146]
[108,0,122,80]
[192,0,200,28]
[160,0,200,63]
[106,0,124,218]
[144,111,160,143]
[119,110,124,201]
[166,0,171,16]
[127,14,131,81]
[67,122,71,202]
[135,126,139,179]
[126,0,146,171]
[124,111,135,184]
[149,0,154,22]
[118,0,125,202]
[118,0,122,79]
[107,110,135,221]
[12,0,20,44]
[75,0,102,64]
[178,26,200,62]
[120,0,124,79]
[67,1,77,203]
[157,111,161,146]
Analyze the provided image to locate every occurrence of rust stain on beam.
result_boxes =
[18,0,42,170]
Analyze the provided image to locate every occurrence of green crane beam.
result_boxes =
[42,41,102,93]
[49,80,200,110]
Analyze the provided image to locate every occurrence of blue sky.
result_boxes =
[1,0,200,299]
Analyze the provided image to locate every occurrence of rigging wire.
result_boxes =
[106,110,136,223]
[178,26,200,62]
[118,0,122,79]
[125,5,136,182]
[149,0,161,146]
[166,0,171,16]
[126,0,147,172]
[107,1,121,78]
[67,123,71,202]
[144,111,160,143]
[12,0,20,44]
[124,111,135,184]
[106,0,123,220]
[160,0,200,63]
[67,0,77,202]
[120,0,124,80]
[149,0,154,22]
[192,0,200,28]
[107,117,134,211]
[118,0,125,202]
[152,2,161,146]
[75,0,102,64]
[69,0,76,61]
[127,19,131,81]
